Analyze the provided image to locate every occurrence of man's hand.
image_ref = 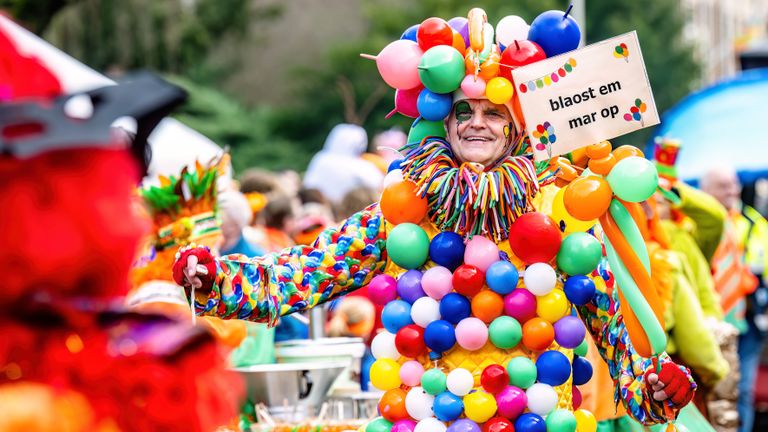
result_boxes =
[645,361,696,407]
[172,244,216,294]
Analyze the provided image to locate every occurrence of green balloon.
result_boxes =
[417,45,465,93]
[421,368,447,395]
[605,156,658,203]
[609,199,651,272]
[489,316,522,349]
[546,409,577,432]
[506,357,537,389]
[557,233,602,275]
[407,119,446,145]
[386,223,430,269]
[574,338,589,357]
[366,417,393,432]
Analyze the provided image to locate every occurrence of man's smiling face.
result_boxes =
[446,99,514,167]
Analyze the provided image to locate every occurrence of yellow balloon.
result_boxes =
[551,187,596,234]
[463,390,497,423]
[370,359,402,391]
[574,409,597,432]
[485,77,514,104]
[536,289,570,323]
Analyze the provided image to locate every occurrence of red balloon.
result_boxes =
[499,40,547,80]
[452,264,485,297]
[395,324,426,358]
[572,385,582,410]
[417,17,454,51]
[482,417,514,432]
[481,364,509,394]
[508,212,562,264]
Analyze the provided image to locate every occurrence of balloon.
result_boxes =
[535,351,571,386]
[417,17,454,51]
[415,418,446,432]
[411,296,441,327]
[367,417,394,432]
[482,417,514,432]
[429,231,466,270]
[488,316,522,349]
[452,30,467,56]
[437,295,470,328]
[375,40,424,90]
[486,261,519,295]
[563,176,612,221]
[554,315,586,349]
[371,358,402,390]
[495,385,527,419]
[499,40,547,81]
[446,368,474,396]
[612,145,644,161]
[551,187,596,234]
[573,409,597,432]
[546,409,577,432]
[535,289,570,323]
[506,357,537,389]
[452,264,485,297]
[485,77,514,104]
[480,364,509,393]
[514,413,546,432]
[588,154,617,176]
[448,17,469,34]
[461,75,486,99]
[508,212,562,264]
[464,236,500,272]
[379,388,409,422]
[463,390,497,423]
[572,356,593,386]
[392,419,417,432]
[407,118,446,145]
[557,233,602,275]
[398,269,426,304]
[392,86,423,119]
[383,169,405,188]
[389,158,404,172]
[503,289,537,323]
[523,263,557,296]
[527,10,581,57]
[521,317,554,351]
[382,299,414,333]
[584,141,611,159]
[422,368,448,395]
[455,317,489,351]
[381,180,429,225]
[422,266,454,300]
[464,45,501,81]
[371,331,400,359]
[572,386,583,410]
[401,24,419,42]
[563,275,596,306]
[387,223,430,269]
[400,360,426,387]
[369,274,398,305]
[495,16,529,46]
[417,88,453,121]
[525,383,558,416]
[418,46,465,94]
[433,392,464,421]
[405,386,435,420]
[471,290,504,323]
[396,324,426,358]
[606,156,659,203]
[448,419,480,432]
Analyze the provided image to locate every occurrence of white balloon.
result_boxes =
[523,263,557,296]
[405,386,435,420]
[495,15,530,47]
[411,297,441,327]
[446,368,475,396]
[383,169,404,188]
[371,331,399,360]
[525,383,558,416]
[415,418,447,432]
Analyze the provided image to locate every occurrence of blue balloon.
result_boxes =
[563,275,596,306]
[485,261,519,295]
[424,320,456,353]
[447,419,480,432]
[572,355,594,386]
[417,88,453,121]
[429,232,466,270]
[381,300,413,333]
[439,293,471,325]
[527,10,581,57]
[388,158,404,172]
[535,351,571,386]
[514,413,546,432]
[401,24,419,42]
[433,392,464,421]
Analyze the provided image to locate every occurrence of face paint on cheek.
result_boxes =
[503,123,511,139]
[454,101,471,126]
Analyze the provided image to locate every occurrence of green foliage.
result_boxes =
[0,0,68,33]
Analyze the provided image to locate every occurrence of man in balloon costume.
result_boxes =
[175,8,696,432]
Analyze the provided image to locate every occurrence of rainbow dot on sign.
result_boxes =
[536,79,543,88]
[551,73,559,83]
[544,76,552,86]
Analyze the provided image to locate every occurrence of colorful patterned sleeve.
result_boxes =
[193,205,388,326]
[575,271,694,425]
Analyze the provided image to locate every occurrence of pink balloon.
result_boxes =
[393,86,423,118]
[377,40,424,90]
[455,317,489,351]
[369,274,398,305]
[399,360,426,387]
[464,236,500,273]
[392,419,418,432]
[421,266,454,300]
[496,385,528,419]
[503,289,537,323]
[461,75,486,99]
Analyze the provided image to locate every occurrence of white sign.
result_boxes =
[512,31,659,161]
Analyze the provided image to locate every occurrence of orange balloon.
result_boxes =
[563,176,613,221]
[452,31,467,56]
[612,145,644,161]
[552,157,578,182]
[471,290,504,323]
[522,317,554,351]
[380,180,428,225]
[464,46,501,81]
[378,388,409,422]
[585,141,612,159]
[588,154,617,176]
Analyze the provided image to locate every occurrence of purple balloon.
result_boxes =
[397,269,426,303]
[392,419,417,432]
[447,419,481,432]
[553,315,586,348]
[447,17,470,47]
